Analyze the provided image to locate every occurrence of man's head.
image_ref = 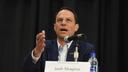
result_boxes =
[54,7,79,39]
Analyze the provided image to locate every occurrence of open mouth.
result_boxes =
[60,28,68,31]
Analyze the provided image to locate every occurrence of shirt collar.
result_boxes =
[57,39,73,49]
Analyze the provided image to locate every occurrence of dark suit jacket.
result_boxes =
[23,39,94,72]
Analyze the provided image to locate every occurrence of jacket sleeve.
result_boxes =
[23,41,51,72]
[23,48,48,72]
[82,42,95,61]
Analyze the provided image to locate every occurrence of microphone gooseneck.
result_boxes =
[64,33,86,61]
[64,33,86,42]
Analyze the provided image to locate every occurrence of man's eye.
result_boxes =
[57,19,63,22]
[67,19,72,22]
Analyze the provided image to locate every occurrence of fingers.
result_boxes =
[33,30,46,57]
[36,30,46,50]
[36,30,45,41]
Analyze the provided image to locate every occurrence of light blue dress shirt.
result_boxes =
[57,40,73,61]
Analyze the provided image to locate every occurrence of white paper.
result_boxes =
[44,61,90,72]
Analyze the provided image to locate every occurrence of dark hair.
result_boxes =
[55,7,78,24]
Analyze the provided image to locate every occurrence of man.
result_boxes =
[23,7,94,72]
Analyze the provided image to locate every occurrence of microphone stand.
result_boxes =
[74,40,79,62]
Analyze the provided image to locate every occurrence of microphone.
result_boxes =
[64,33,86,42]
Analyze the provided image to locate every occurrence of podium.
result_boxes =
[44,61,90,72]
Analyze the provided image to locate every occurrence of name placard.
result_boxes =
[44,61,90,72]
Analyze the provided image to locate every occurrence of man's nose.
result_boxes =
[61,20,66,26]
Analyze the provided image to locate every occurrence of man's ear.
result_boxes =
[75,24,79,31]
[54,23,56,31]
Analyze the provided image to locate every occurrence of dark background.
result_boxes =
[0,0,128,72]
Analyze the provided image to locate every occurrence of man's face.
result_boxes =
[54,9,79,39]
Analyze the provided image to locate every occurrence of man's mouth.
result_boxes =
[60,28,68,32]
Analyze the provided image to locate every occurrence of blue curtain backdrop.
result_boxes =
[0,0,127,72]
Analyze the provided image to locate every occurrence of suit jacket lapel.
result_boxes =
[50,40,58,61]
[66,41,76,61]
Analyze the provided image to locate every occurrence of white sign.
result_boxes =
[44,61,90,72]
